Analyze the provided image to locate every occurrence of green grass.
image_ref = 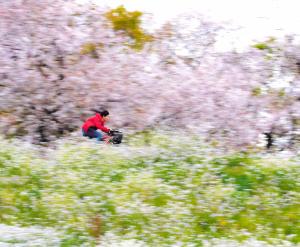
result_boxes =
[0,134,299,246]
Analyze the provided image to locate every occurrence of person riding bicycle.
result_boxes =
[82,109,112,143]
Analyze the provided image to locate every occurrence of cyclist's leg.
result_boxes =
[85,128,102,140]
[94,131,103,141]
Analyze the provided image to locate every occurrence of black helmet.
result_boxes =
[92,109,109,117]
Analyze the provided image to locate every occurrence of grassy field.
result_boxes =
[0,133,299,246]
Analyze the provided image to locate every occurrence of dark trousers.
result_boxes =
[82,128,103,141]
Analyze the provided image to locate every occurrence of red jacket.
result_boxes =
[82,113,110,133]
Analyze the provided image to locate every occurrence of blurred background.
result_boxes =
[1,0,300,150]
[0,0,299,246]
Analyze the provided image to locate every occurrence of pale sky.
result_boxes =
[77,0,300,51]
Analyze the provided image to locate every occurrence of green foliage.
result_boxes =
[252,87,262,96]
[253,42,273,55]
[80,42,97,54]
[253,42,270,50]
[253,37,276,53]
[278,89,286,97]
[106,6,153,50]
[80,42,104,58]
[0,135,299,246]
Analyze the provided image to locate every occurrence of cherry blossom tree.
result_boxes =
[0,0,299,150]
